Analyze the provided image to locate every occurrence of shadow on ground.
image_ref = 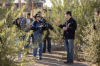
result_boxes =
[23,51,88,66]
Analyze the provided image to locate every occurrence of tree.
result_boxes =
[82,15,100,66]
[0,0,34,66]
[45,0,100,65]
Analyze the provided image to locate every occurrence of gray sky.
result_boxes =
[15,0,52,7]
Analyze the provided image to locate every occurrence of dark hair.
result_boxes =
[37,11,42,14]
[65,11,71,16]
[96,10,99,15]
[34,13,40,19]
[27,12,30,16]
[13,18,19,25]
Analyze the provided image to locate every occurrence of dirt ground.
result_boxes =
[14,45,96,66]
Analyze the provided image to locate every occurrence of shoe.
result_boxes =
[38,57,42,60]
[43,51,45,53]
[32,57,36,60]
[49,52,52,54]
[27,51,29,54]
[25,51,29,55]
[68,61,74,64]
[64,61,69,64]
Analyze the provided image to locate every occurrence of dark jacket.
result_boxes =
[59,17,77,39]
[40,17,53,37]
[45,23,53,37]
[30,20,46,33]
[13,21,21,29]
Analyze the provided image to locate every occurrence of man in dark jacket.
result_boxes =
[43,20,53,53]
[37,11,53,53]
[55,11,77,64]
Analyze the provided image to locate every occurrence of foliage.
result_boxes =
[45,0,100,65]
[0,0,34,66]
[81,15,100,66]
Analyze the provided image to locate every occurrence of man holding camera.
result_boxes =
[37,11,53,53]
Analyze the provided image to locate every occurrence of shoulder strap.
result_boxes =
[41,17,45,26]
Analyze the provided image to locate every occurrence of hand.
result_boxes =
[55,21,60,25]
[63,27,67,31]
[26,23,29,26]
[45,25,48,27]
[49,33,51,36]
[39,25,43,28]
[20,37,22,39]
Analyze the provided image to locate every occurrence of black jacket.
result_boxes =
[45,23,53,37]
[30,20,46,34]
[40,17,53,37]
[13,21,21,30]
[59,18,77,39]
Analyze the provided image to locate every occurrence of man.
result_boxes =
[37,11,53,53]
[21,13,33,54]
[55,11,77,64]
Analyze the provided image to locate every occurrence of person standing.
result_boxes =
[43,20,53,53]
[13,18,22,59]
[55,11,77,64]
[37,11,53,53]
[21,13,33,54]
[31,14,46,60]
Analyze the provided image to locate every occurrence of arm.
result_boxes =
[42,27,46,31]
[55,21,65,28]
[30,18,33,22]
[59,24,65,28]
[48,23,54,30]
[67,21,77,31]
[30,22,39,31]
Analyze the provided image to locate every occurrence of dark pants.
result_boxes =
[43,36,51,53]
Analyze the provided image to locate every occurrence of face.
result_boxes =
[38,13,42,17]
[17,19,19,24]
[95,12,99,16]
[65,14,68,19]
[27,15,30,19]
[36,15,40,21]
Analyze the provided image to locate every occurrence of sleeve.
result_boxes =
[67,20,77,31]
[48,23,54,30]
[42,27,46,31]
[30,18,33,22]
[59,22,66,28]
[30,22,39,31]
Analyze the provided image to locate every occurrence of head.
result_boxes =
[27,13,31,19]
[37,11,42,17]
[19,13,23,18]
[44,11,47,18]
[95,10,99,16]
[34,14,41,21]
[14,18,19,25]
[65,11,72,19]
[16,18,19,24]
